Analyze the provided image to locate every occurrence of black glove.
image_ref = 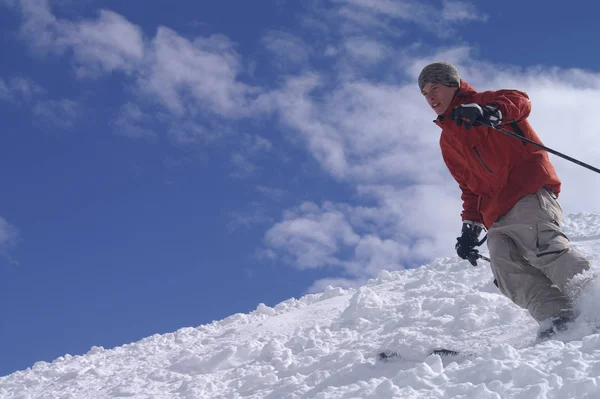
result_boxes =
[455,222,483,266]
[450,103,502,130]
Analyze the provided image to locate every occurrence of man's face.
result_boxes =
[421,83,457,115]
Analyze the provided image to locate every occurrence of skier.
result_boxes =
[418,62,590,340]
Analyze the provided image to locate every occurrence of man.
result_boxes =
[418,62,590,340]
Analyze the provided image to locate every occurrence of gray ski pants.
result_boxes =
[487,187,590,323]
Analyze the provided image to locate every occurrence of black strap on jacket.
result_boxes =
[510,121,527,145]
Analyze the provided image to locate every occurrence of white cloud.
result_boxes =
[256,74,350,178]
[12,1,143,76]
[143,28,253,117]
[307,277,362,294]
[7,1,268,159]
[0,217,20,263]
[230,153,259,178]
[264,74,445,184]
[335,0,410,35]
[0,217,18,246]
[442,0,487,22]
[243,134,272,153]
[0,77,45,103]
[229,134,272,178]
[265,202,360,269]
[263,193,456,280]
[228,204,274,232]
[339,0,416,20]
[264,197,452,278]
[10,1,259,124]
[10,77,45,100]
[66,10,145,76]
[112,103,157,139]
[0,76,79,129]
[33,98,79,128]
[352,234,410,273]
[356,183,462,261]
[262,31,311,66]
[256,186,287,201]
[0,79,7,100]
[168,122,221,145]
[333,0,486,37]
[343,37,390,65]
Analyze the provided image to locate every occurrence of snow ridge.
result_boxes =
[3,214,600,398]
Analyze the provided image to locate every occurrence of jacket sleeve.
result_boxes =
[440,139,483,224]
[479,89,531,124]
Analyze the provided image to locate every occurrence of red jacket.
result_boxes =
[436,80,561,228]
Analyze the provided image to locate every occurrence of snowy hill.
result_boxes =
[3,215,600,398]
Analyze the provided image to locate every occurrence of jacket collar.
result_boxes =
[433,80,478,127]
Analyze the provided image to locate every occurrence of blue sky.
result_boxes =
[2,0,600,376]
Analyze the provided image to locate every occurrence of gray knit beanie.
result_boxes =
[418,62,461,91]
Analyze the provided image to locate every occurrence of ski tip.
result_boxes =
[429,348,461,356]
[378,351,399,361]
[378,348,471,362]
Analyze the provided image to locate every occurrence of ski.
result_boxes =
[430,348,462,356]
[378,348,476,362]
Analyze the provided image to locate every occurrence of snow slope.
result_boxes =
[3,214,600,399]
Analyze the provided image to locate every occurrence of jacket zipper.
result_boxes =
[473,147,493,173]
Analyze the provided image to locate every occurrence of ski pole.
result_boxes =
[482,122,600,175]
[477,254,499,289]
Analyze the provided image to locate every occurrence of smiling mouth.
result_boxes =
[432,103,440,109]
